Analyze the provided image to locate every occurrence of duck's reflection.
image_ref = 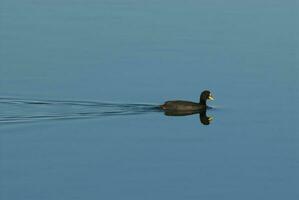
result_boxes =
[163,109,213,125]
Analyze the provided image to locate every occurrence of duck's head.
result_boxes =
[200,90,214,105]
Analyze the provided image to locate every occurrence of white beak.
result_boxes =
[208,94,214,100]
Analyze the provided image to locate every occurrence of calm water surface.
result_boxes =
[0,0,298,199]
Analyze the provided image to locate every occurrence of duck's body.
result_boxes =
[160,101,206,111]
[160,90,214,111]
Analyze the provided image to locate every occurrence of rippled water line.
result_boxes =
[0,97,161,124]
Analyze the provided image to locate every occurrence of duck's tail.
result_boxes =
[159,104,166,110]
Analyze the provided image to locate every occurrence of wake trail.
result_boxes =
[0,97,161,124]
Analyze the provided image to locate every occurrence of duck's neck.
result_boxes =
[199,99,207,106]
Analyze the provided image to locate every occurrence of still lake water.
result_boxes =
[0,0,298,199]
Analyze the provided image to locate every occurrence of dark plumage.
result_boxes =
[160,90,214,111]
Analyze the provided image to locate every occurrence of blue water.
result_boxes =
[0,0,298,199]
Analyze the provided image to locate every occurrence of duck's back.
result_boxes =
[161,101,204,111]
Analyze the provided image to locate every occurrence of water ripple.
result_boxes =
[0,97,161,124]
